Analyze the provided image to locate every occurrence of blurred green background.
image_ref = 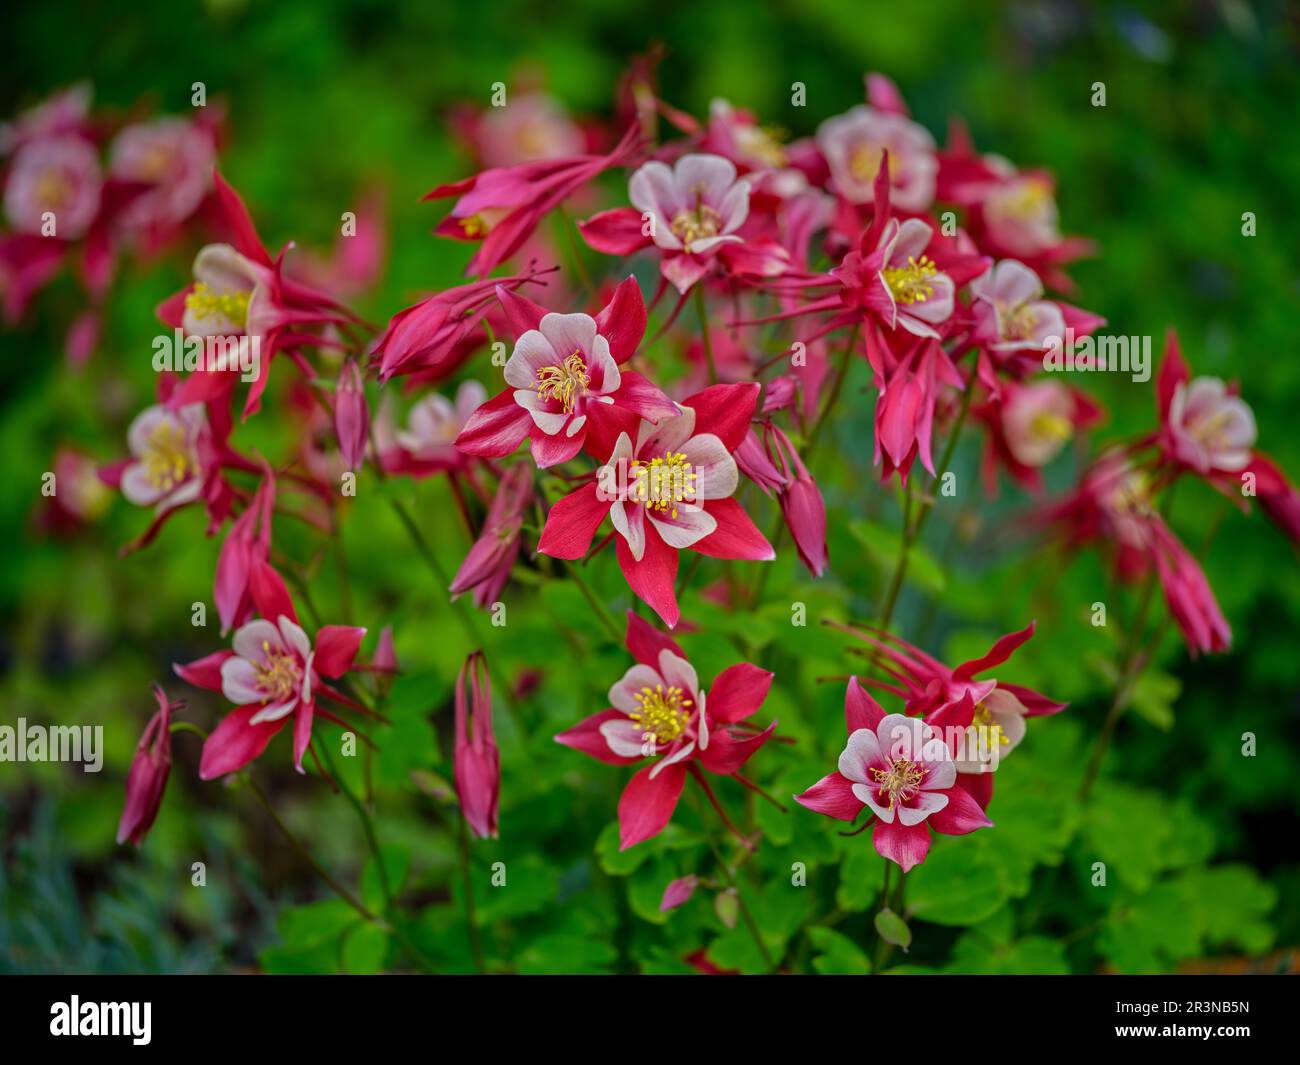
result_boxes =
[1,0,1297,974]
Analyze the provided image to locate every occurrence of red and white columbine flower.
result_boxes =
[556,611,776,849]
[833,621,1066,807]
[816,103,936,212]
[119,402,207,511]
[174,564,366,778]
[455,277,676,468]
[3,135,101,240]
[795,679,991,872]
[538,382,773,628]
[628,153,751,293]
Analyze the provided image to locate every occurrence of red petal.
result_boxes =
[681,382,759,452]
[952,621,1035,680]
[199,705,288,779]
[696,720,775,775]
[174,650,234,693]
[845,677,886,734]
[454,389,531,458]
[555,709,642,766]
[872,818,931,872]
[794,772,862,822]
[706,663,773,723]
[616,525,680,628]
[928,786,993,836]
[594,274,648,362]
[617,762,687,849]
[212,171,272,267]
[693,498,774,561]
[314,625,366,678]
[250,561,297,625]
[579,209,652,257]
[538,483,610,560]
[625,610,685,667]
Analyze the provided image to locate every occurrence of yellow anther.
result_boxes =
[882,255,938,306]
[535,351,590,413]
[184,282,250,327]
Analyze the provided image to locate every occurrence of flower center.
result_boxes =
[1107,469,1153,518]
[1188,407,1243,453]
[670,204,723,251]
[1000,178,1053,221]
[738,125,787,168]
[142,419,196,492]
[185,282,250,327]
[1000,301,1040,340]
[535,351,590,413]
[869,758,925,810]
[459,214,489,238]
[629,451,698,519]
[882,255,938,306]
[629,683,692,745]
[972,704,1010,748]
[254,641,302,702]
[35,168,74,209]
[849,143,896,184]
[1029,411,1072,443]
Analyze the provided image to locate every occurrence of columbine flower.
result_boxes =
[627,152,751,293]
[118,402,207,511]
[834,621,1066,807]
[816,103,936,211]
[213,466,275,635]
[116,684,180,846]
[454,651,499,839]
[538,382,773,627]
[382,380,486,476]
[976,379,1103,495]
[3,135,101,240]
[174,564,366,777]
[1153,329,1300,543]
[156,172,358,416]
[108,116,215,237]
[556,611,776,849]
[795,679,991,872]
[472,91,585,169]
[455,277,675,467]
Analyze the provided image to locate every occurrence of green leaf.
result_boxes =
[341,922,390,974]
[835,844,886,912]
[518,934,617,975]
[362,843,410,911]
[848,519,946,595]
[1128,668,1181,731]
[906,841,1007,926]
[808,927,872,974]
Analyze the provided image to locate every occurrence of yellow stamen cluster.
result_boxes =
[535,351,590,413]
[142,419,195,492]
[630,451,698,519]
[185,283,250,327]
[883,255,938,305]
[738,125,787,168]
[35,169,74,209]
[869,758,925,810]
[629,683,692,745]
[458,214,489,238]
[253,640,301,702]
[1030,411,1073,443]
[972,704,1010,749]
[1001,178,1053,220]
[669,204,723,251]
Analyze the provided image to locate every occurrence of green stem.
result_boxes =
[565,559,621,642]
[317,740,392,908]
[695,285,718,384]
[247,777,378,924]
[455,814,487,974]
[876,375,975,630]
